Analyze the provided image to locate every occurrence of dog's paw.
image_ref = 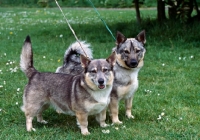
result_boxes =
[100,123,110,127]
[127,115,135,119]
[82,131,90,135]
[27,127,36,132]
[40,120,48,124]
[111,120,123,125]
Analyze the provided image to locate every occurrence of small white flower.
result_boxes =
[43,56,46,58]
[0,85,3,88]
[180,117,183,120]
[158,94,160,96]
[4,81,6,85]
[122,125,126,129]
[162,63,165,66]
[16,102,18,105]
[161,112,165,116]
[166,118,169,121]
[17,88,20,92]
[6,63,9,65]
[0,108,2,111]
[179,57,181,60]
[59,34,63,38]
[190,55,194,59]
[102,129,110,134]
[115,127,119,130]
[157,115,162,120]
[4,53,6,56]
[10,61,13,64]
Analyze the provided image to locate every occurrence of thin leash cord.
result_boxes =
[55,0,88,58]
[88,0,116,41]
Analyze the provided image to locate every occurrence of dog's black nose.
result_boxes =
[130,59,138,67]
[98,78,104,85]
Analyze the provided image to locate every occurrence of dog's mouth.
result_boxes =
[98,84,105,89]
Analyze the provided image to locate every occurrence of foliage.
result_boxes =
[0,7,200,139]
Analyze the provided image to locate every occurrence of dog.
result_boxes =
[20,36,116,135]
[56,41,93,75]
[108,30,146,124]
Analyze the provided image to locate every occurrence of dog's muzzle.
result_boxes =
[126,59,138,68]
[98,78,105,89]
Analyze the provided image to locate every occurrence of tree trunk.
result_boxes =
[135,0,141,25]
[157,0,166,22]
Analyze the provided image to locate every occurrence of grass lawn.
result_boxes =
[0,7,200,139]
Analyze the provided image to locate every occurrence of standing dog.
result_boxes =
[109,30,146,124]
[56,41,93,75]
[20,36,116,135]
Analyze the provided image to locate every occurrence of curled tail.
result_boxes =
[20,36,37,78]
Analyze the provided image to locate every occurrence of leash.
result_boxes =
[87,0,116,41]
[55,0,89,58]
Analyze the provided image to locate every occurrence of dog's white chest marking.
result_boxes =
[85,87,111,115]
[115,68,140,100]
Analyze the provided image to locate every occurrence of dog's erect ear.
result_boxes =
[80,55,91,68]
[116,31,127,45]
[106,52,116,67]
[136,30,146,44]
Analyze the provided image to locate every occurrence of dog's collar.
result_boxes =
[116,61,131,70]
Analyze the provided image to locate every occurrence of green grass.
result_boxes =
[0,7,200,139]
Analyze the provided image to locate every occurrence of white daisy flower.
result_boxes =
[17,88,20,92]
[102,129,110,134]
[161,112,165,116]
[157,115,162,120]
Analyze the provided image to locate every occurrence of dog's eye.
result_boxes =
[90,70,97,73]
[102,68,108,73]
[136,50,140,53]
[124,50,129,54]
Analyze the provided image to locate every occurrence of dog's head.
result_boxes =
[81,53,116,90]
[113,30,146,69]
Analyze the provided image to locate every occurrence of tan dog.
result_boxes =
[20,36,116,135]
[109,30,146,124]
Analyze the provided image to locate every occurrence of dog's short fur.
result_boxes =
[20,36,116,135]
[56,41,93,75]
[109,30,146,124]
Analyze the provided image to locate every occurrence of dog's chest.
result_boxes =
[85,89,111,115]
[115,70,139,99]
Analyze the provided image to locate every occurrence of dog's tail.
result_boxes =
[20,35,37,78]
[64,41,93,61]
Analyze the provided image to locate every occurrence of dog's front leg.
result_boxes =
[125,97,134,119]
[76,112,90,135]
[109,97,122,124]
[96,108,109,127]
